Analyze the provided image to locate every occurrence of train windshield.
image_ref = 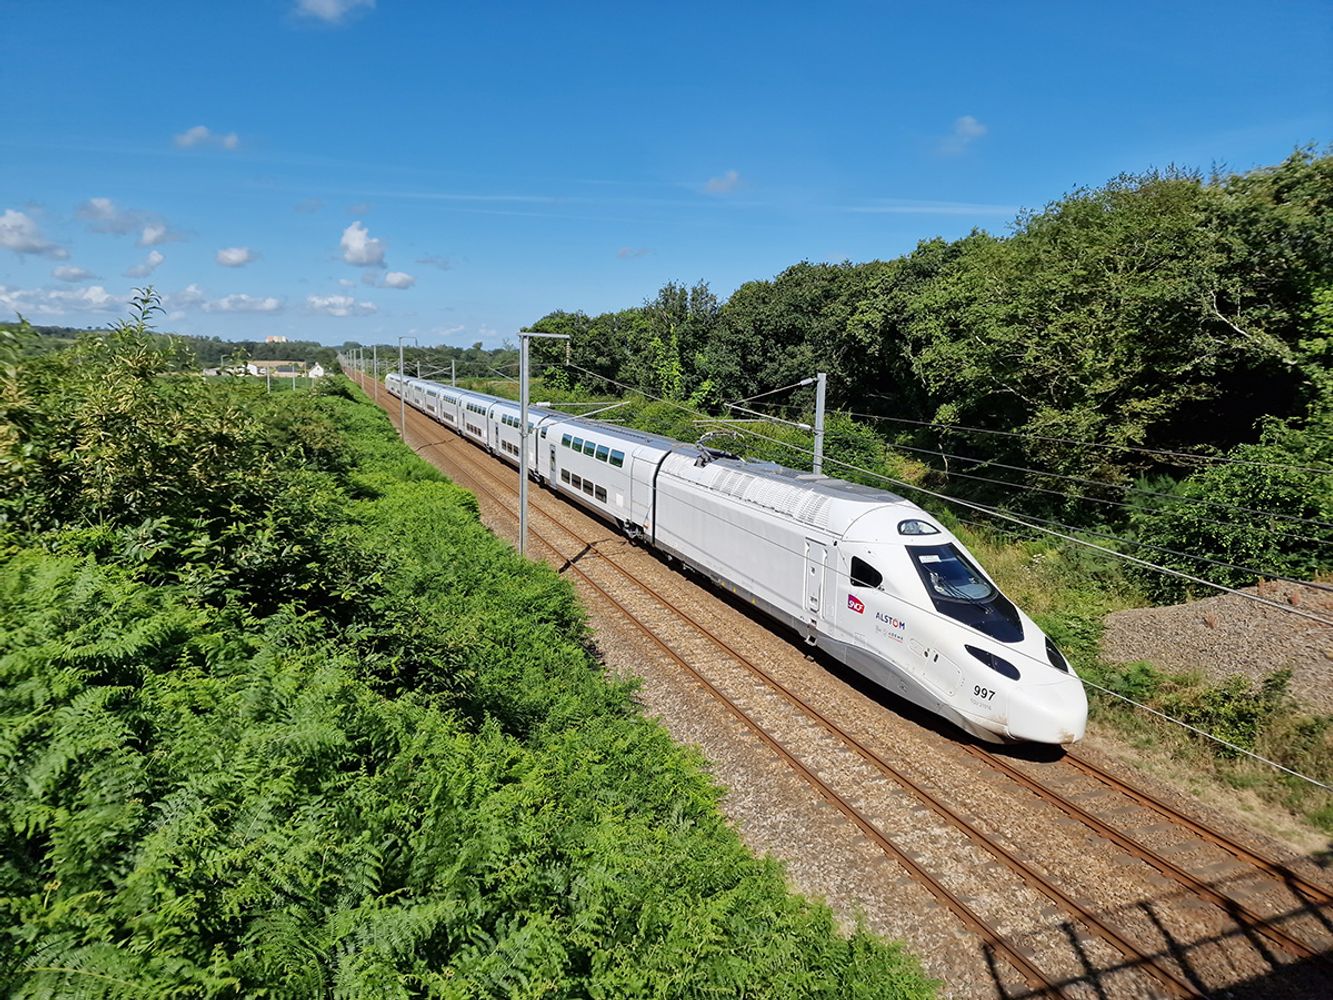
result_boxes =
[907,543,1023,642]
[909,545,994,601]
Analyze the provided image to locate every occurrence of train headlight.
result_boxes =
[965,644,1021,680]
[1045,637,1070,673]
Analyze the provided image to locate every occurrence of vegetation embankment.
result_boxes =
[0,312,935,997]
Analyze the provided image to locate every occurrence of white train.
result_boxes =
[386,372,1088,745]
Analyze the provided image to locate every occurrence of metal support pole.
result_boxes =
[451,359,456,386]
[266,367,271,393]
[519,337,530,557]
[396,336,417,435]
[517,331,570,557]
[812,371,827,476]
[373,345,378,402]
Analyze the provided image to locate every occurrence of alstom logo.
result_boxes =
[847,594,865,614]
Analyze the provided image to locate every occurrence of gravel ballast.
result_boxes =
[1100,581,1333,713]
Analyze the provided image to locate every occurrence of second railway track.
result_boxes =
[359,373,1333,998]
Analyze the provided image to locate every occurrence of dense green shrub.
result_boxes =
[0,320,934,997]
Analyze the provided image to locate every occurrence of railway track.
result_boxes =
[355,372,1333,997]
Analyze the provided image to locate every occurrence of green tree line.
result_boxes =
[526,149,1333,594]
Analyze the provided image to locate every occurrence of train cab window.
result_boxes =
[594,485,607,502]
[572,437,583,452]
[907,543,1023,642]
[610,450,624,468]
[595,444,609,462]
[583,440,596,456]
[850,556,883,589]
[541,427,548,439]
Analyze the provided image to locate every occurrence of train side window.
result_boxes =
[562,433,572,448]
[583,440,596,456]
[850,556,883,589]
[595,445,609,462]
[583,479,594,496]
[572,437,583,451]
[541,427,548,439]
[610,450,624,468]
[561,469,570,484]
[571,474,582,489]
[594,485,607,502]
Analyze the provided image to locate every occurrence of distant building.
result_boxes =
[308,363,325,378]
[265,335,289,344]
[246,360,307,377]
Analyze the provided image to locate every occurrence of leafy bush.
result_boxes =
[1127,410,1333,600]
[0,317,934,997]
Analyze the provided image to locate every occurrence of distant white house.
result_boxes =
[308,363,325,378]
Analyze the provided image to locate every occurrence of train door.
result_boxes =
[804,539,831,628]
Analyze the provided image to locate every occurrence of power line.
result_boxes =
[754,402,1333,533]
[562,362,1333,627]
[858,398,1333,476]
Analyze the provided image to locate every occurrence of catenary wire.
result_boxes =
[857,397,1333,476]
[752,402,1333,533]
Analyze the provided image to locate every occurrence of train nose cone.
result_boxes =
[1005,674,1088,744]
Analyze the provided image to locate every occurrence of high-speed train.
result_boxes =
[385,371,1087,745]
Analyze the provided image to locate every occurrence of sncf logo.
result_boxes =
[847,594,865,614]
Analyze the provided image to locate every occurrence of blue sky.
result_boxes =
[2,1,1328,348]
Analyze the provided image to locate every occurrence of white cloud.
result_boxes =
[704,169,742,195]
[938,115,987,155]
[0,283,126,317]
[1,209,65,258]
[77,197,136,234]
[337,278,355,288]
[203,293,284,313]
[296,0,374,24]
[382,271,415,289]
[124,250,165,277]
[78,198,182,244]
[340,221,386,267]
[307,294,376,317]
[53,265,99,282]
[416,254,452,271]
[216,246,258,267]
[617,246,653,259]
[174,125,240,151]
[169,283,207,309]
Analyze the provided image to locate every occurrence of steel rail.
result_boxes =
[361,375,1067,997]
[405,408,1204,999]
[964,745,1331,967]
[363,374,1222,997]
[361,369,1333,993]
[1063,752,1333,909]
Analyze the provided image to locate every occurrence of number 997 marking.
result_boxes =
[973,685,995,701]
